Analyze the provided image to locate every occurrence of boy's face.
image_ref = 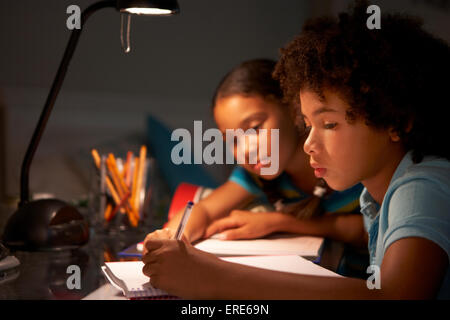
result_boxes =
[300,89,400,191]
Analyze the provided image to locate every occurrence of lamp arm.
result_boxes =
[19,0,116,206]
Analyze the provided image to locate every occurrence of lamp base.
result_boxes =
[2,199,89,251]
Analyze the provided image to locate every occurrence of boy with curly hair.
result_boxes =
[141,1,449,299]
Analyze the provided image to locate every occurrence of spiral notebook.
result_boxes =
[102,255,340,299]
[101,261,177,299]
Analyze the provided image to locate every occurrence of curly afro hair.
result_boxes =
[273,0,450,163]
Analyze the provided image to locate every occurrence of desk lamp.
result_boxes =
[2,0,180,251]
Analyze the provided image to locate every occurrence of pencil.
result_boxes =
[91,149,101,168]
[124,151,133,187]
[106,154,138,226]
[130,157,140,217]
[105,178,125,214]
[107,153,129,197]
[91,149,125,214]
[110,191,135,225]
[133,145,147,218]
[104,203,113,221]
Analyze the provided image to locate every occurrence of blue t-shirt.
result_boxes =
[360,151,450,299]
[229,166,363,214]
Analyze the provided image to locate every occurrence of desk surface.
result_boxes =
[0,234,344,300]
[0,199,345,300]
[0,228,150,300]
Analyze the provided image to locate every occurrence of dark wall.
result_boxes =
[0,0,308,101]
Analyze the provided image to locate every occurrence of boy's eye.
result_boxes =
[302,117,311,128]
[302,124,311,135]
[301,120,312,134]
[324,122,337,129]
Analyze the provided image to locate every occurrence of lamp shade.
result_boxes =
[117,0,180,15]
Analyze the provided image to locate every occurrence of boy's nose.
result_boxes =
[303,129,315,155]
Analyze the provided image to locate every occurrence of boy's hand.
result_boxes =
[142,239,223,298]
[142,228,188,254]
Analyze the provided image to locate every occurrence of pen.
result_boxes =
[173,201,194,240]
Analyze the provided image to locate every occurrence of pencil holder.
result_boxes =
[88,146,154,235]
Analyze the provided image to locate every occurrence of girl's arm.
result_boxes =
[160,181,253,242]
[205,210,368,248]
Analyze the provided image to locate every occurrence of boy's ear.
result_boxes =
[389,119,413,142]
[405,118,414,133]
[388,128,401,142]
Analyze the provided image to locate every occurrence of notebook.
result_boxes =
[221,255,341,278]
[101,261,177,299]
[102,255,340,299]
[193,233,325,260]
[118,233,325,261]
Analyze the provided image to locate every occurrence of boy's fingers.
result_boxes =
[144,228,172,241]
[142,261,159,278]
[144,239,164,252]
[142,249,160,264]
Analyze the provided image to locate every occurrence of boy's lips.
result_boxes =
[310,161,327,178]
[313,168,327,178]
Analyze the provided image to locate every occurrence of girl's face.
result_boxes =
[300,89,403,191]
[214,94,299,180]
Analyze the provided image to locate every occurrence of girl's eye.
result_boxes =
[324,122,337,129]
[251,123,262,130]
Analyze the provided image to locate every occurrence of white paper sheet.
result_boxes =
[194,233,324,258]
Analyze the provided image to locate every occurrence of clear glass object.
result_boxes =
[88,152,154,235]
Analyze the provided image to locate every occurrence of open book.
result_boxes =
[101,255,340,299]
[193,233,325,260]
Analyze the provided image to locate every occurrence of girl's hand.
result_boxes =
[142,239,224,298]
[204,210,277,240]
